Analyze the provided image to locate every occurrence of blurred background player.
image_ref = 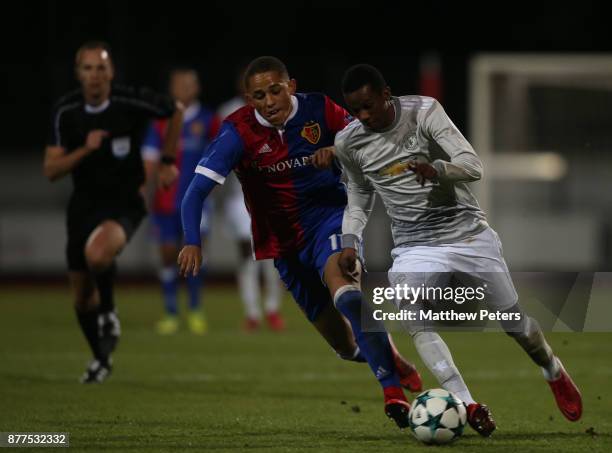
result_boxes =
[218,75,284,332]
[44,41,182,382]
[142,67,219,335]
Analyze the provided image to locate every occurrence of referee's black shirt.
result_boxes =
[48,85,175,202]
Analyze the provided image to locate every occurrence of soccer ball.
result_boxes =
[408,388,467,444]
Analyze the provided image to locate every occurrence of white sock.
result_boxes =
[542,356,562,381]
[511,316,559,381]
[413,331,475,405]
[237,258,261,319]
[159,266,177,282]
[262,259,281,313]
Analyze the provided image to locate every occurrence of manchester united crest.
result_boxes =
[301,121,321,145]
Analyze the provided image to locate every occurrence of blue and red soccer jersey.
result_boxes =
[182,93,351,321]
[143,103,219,242]
[190,93,351,259]
[142,102,220,216]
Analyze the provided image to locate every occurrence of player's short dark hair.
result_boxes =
[243,56,289,88]
[341,64,387,95]
[75,40,113,65]
[169,66,199,79]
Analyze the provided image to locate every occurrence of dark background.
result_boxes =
[1,1,610,152]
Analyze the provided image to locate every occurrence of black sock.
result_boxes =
[95,262,116,314]
[75,307,105,363]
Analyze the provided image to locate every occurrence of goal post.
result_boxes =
[469,54,612,269]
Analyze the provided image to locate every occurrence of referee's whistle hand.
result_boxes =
[84,130,108,152]
[178,245,202,277]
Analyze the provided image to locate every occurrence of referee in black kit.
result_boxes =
[44,41,184,383]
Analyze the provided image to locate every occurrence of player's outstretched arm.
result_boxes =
[141,158,158,210]
[178,245,201,277]
[337,156,376,243]
[334,139,375,280]
[43,130,108,181]
[178,121,244,276]
[158,101,184,188]
[178,174,217,276]
[141,122,162,208]
[338,247,359,281]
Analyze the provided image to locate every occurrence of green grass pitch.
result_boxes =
[1,285,610,452]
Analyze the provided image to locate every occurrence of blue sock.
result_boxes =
[159,266,178,315]
[339,346,367,363]
[354,351,367,362]
[334,288,400,388]
[186,265,204,311]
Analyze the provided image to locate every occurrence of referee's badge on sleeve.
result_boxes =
[111,137,131,159]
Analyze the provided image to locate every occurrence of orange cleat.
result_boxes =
[395,357,423,393]
[466,403,496,437]
[388,335,423,392]
[265,311,286,331]
[384,386,411,429]
[243,317,260,332]
[547,358,582,421]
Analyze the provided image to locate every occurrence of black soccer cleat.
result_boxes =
[98,310,121,357]
[79,359,112,384]
[385,399,411,429]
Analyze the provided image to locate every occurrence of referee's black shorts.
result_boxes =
[66,193,146,271]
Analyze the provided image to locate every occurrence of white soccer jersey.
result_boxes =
[334,96,488,248]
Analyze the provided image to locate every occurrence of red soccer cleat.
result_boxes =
[388,335,423,393]
[394,357,423,393]
[265,311,286,331]
[243,317,260,332]
[384,386,411,429]
[467,403,497,437]
[547,358,582,421]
